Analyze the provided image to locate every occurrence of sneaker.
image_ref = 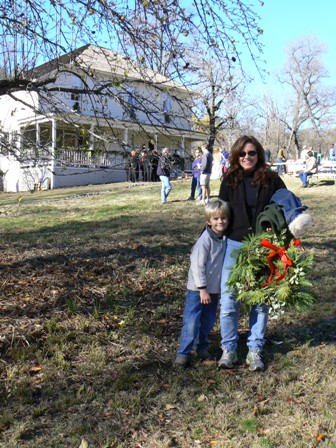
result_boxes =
[174,356,189,369]
[246,350,264,371]
[187,196,195,201]
[196,349,214,361]
[218,349,238,368]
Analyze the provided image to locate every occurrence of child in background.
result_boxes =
[187,148,203,201]
[175,200,230,368]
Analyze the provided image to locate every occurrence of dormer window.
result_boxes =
[71,92,81,112]
[163,96,172,123]
[125,88,137,120]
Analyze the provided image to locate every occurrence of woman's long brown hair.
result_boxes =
[224,135,276,188]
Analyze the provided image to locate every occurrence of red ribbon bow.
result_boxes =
[260,239,298,288]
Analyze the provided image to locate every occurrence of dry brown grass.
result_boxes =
[0,176,335,448]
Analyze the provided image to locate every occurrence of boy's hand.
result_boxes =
[200,289,211,304]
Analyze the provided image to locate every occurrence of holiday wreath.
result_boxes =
[227,230,315,316]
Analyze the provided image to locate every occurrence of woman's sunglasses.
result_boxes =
[239,150,257,158]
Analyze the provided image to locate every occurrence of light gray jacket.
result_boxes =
[306,155,317,173]
[187,226,227,294]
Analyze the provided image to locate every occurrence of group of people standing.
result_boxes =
[127,145,160,183]
[187,144,229,204]
[175,135,301,372]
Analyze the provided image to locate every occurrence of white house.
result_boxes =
[0,45,205,192]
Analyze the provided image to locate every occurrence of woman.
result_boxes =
[187,148,202,201]
[157,147,172,204]
[218,135,286,371]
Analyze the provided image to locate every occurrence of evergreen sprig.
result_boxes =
[227,231,315,316]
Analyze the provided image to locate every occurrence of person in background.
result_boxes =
[277,145,287,175]
[150,149,160,182]
[139,149,150,181]
[172,150,181,177]
[175,199,230,368]
[157,147,172,204]
[127,150,140,182]
[187,148,203,201]
[218,135,286,372]
[264,148,272,165]
[211,147,223,179]
[301,145,309,161]
[221,148,229,164]
[298,150,317,188]
[329,143,335,162]
[200,143,213,204]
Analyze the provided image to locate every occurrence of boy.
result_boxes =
[175,199,230,368]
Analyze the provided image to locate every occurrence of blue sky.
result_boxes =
[247,0,336,94]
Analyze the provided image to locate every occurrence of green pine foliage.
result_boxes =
[227,231,315,316]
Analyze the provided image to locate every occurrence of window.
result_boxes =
[125,88,137,120]
[163,96,172,123]
[71,91,81,112]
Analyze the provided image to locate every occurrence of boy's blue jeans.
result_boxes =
[177,290,219,359]
[219,238,269,352]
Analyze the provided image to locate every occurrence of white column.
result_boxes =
[89,124,94,151]
[123,128,129,149]
[180,135,185,158]
[89,124,97,166]
[50,118,57,189]
[36,123,40,146]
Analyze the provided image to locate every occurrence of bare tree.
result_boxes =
[187,51,254,152]
[0,0,264,91]
[277,36,336,158]
[0,0,265,178]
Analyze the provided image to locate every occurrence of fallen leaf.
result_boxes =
[29,366,42,374]
[32,375,44,385]
[272,340,283,345]
[220,369,238,376]
[197,394,207,402]
[287,398,303,405]
[79,439,89,448]
[316,433,326,442]
[257,426,269,435]
[202,359,216,366]
[165,403,177,410]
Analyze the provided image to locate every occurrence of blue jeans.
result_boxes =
[277,158,285,174]
[191,176,202,199]
[159,175,172,203]
[299,171,312,187]
[177,290,219,359]
[219,238,269,351]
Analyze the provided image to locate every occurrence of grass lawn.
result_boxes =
[0,176,335,448]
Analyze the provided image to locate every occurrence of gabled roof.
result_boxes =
[30,44,190,93]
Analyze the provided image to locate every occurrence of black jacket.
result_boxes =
[157,155,171,177]
[218,172,286,241]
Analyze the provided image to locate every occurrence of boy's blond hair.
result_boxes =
[204,199,230,220]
